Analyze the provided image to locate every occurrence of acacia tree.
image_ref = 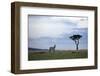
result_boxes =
[69,34,82,51]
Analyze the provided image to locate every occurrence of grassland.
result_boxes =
[28,49,88,61]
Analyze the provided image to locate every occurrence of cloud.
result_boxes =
[77,18,88,28]
[28,16,88,39]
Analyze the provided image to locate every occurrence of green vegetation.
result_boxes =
[28,50,88,61]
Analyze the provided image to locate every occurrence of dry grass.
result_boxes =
[28,50,88,61]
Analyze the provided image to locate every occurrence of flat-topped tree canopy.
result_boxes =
[70,34,82,40]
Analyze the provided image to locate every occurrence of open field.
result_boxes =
[28,49,88,61]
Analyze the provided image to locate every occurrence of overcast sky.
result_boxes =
[28,15,88,50]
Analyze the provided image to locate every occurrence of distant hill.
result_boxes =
[28,48,48,51]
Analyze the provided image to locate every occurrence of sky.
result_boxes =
[28,15,88,50]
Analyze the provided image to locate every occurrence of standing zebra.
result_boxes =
[49,45,56,53]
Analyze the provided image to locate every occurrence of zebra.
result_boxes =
[49,45,56,53]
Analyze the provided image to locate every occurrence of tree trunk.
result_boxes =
[76,44,78,51]
[75,40,79,51]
